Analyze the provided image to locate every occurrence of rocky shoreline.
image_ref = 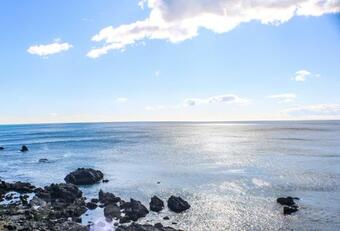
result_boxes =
[0,168,190,231]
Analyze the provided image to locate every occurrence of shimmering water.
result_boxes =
[0,121,339,230]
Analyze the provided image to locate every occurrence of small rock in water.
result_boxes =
[20,145,29,152]
[86,201,97,210]
[277,196,300,215]
[167,196,190,213]
[283,206,298,215]
[0,146,4,150]
[91,198,99,203]
[276,197,296,206]
[102,179,109,183]
[64,168,104,185]
[150,195,164,212]
[39,158,49,163]
[163,216,170,220]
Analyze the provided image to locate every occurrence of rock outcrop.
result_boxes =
[64,168,104,185]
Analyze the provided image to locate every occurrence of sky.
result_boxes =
[0,0,340,124]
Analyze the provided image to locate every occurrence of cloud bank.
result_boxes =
[28,41,73,57]
[87,0,340,57]
[286,104,340,116]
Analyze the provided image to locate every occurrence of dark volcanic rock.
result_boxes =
[54,221,88,231]
[120,199,149,223]
[0,180,35,195]
[116,223,178,231]
[20,145,29,152]
[150,196,164,212]
[99,189,121,205]
[277,196,300,215]
[0,147,4,150]
[91,198,99,203]
[64,168,104,185]
[43,183,82,203]
[104,204,121,219]
[276,197,297,206]
[102,179,109,183]
[283,206,298,215]
[167,196,190,213]
[86,201,98,210]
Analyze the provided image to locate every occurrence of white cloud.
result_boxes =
[116,97,128,103]
[286,104,340,116]
[184,94,249,106]
[269,93,296,102]
[27,41,73,57]
[293,70,312,81]
[87,0,340,57]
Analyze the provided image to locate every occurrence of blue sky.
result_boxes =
[0,0,340,124]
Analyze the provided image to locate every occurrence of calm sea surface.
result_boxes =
[0,121,339,230]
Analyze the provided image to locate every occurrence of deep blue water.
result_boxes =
[0,121,340,230]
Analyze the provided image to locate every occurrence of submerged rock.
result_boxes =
[150,196,164,212]
[20,145,29,152]
[39,158,49,163]
[167,196,190,213]
[64,168,104,185]
[0,146,4,150]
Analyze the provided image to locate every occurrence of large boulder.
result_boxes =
[64,168,104,185]
[167,196,190,213]
[41,183,82,203]
[120,199,149,223]
[150,196,164,212]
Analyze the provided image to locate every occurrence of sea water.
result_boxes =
[0,121,339,230]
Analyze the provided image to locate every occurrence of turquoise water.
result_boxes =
[0,121,340,230]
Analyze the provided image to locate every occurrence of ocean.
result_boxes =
[0,121,339,230]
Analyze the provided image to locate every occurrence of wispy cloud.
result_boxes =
[293,70,312,81]
[146,94,249,111]
[286,104,340,116]
[87,0,340,57]
[27,40,73,57]
[268,93,296,103]
[116,97,128,103]
[184,94,249,107]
